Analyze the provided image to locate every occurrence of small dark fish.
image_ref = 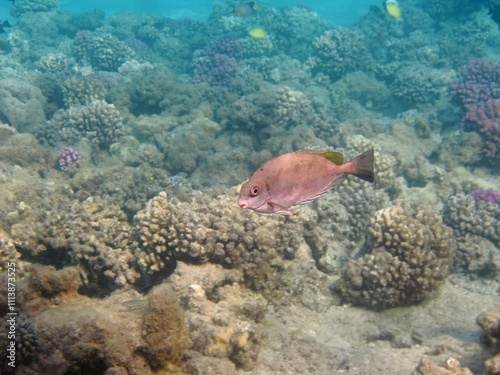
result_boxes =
[232,2,260,17]
[0,20,12,34]
[239,149,374,215]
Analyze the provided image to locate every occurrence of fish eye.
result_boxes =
[250,186,259,197]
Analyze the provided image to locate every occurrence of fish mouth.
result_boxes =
[238,199,248,209]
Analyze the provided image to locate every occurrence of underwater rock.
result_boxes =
[140,283,192,369]
[0,79,46,134]
[21,281,190,374]
[412,357,473,375]
[0,133,47,167]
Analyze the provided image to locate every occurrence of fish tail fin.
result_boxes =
[349,149,374,183]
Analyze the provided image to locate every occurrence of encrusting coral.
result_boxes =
[334,200,456,310]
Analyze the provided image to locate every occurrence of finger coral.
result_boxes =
[334,200,456,310]
[133,191,307,282]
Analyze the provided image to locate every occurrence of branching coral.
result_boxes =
[334,201,456,310]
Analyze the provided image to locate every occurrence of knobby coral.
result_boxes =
[133,191,306,282]
[44,99,123,148]
[334,200,456,310]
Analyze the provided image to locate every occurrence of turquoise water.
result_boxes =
[1,0,382,25]
[0,0,499,374]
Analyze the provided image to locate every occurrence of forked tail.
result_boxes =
[349,149,374,183]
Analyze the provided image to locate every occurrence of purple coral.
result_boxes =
[193,37,241,87]
[450,59,500,109]
[57,147,81,171]
[450,59,500,158]
[471,189,500,206]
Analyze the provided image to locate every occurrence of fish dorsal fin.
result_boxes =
[318,151,344,165]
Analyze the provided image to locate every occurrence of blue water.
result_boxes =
[1,0,382,25]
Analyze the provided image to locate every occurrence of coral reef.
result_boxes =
[451,59,500,158]
[275,86,313,128]
[20,281,190,374]
[442,194,500,277]
[443,194,500,247]
[9,0,59,18]
[471,189,500,206]
[43,100,123,148]
[308,179,390,273]
[239,36,274,58]
[72,31,135,71]
[62,75,106,107]
[10,196,139,291]
[0,79,47,134]
[307,27,372,81]
[390,64,452,106]
[56,146,81,171]
[169,261,264,371]
[193,38,241,86]
[35,53,73,73]
[133,191,307,284]
[477,309,500,375]
[140,283,192,368]
[0,314,40,373]
[413,357,473,375]
[334,201,456,310]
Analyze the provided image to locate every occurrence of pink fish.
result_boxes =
[238,149,374,215]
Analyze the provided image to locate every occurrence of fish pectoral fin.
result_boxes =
[269,202,293,215]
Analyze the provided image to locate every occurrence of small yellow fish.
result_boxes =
[248,27,267,39]
[385,0,401,19]
[239,150,374,215]
[233,2,260,17]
